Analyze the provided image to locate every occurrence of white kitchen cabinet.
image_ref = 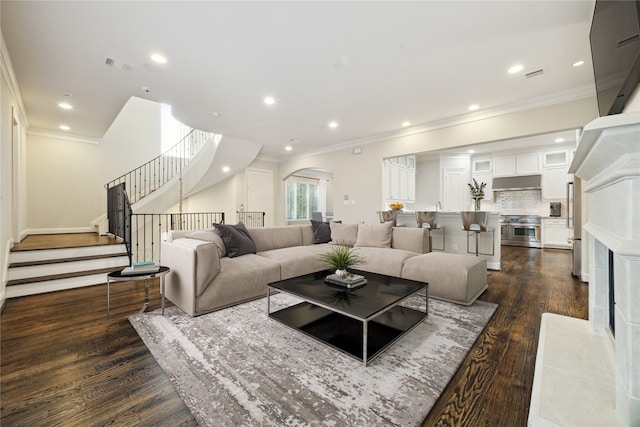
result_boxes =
[471,171,493,201]
[472,158,492,174]
[543,150,569,168]
[494,152,541,177]
[542,166,570,200]
[493,155,516,177]
[542,218,571,249]
[384,156,416,202]
[516,152,541,175]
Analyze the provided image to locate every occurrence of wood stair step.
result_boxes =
[9,253,129,268]
[7,267,124,287]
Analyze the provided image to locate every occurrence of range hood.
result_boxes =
[492,175,542,191]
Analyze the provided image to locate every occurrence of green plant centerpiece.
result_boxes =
[321,243,365,277]
[468,178,487,211]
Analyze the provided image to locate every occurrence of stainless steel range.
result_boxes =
[500,215,542,248]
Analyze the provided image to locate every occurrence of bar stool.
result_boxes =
[460,211,495,257]
[377,210,397,226]
[416,211,445,251]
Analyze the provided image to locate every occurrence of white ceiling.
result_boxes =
[1,1,596,159]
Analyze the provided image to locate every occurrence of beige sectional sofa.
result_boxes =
[161,222,488,316]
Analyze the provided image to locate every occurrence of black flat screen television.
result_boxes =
[589,0,640,116]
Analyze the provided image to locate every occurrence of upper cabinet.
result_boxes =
[493,153,541,177]
[516,152,541,175]
[543,150,570,168]
[472,158,492,174]
[493,155,516,176]
[384,155,416,202]
[471,158,493,201]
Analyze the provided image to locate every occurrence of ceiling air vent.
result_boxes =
[105,57,135,72]
[525,68,544,79]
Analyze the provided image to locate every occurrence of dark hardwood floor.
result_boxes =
[1,245,587,426]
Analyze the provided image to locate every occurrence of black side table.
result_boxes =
[106,266,170,322]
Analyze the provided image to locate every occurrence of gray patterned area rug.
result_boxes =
[130,294,497,426]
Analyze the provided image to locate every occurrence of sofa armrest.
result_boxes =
[161,239,221,316]
[391,227,430,253]
[166,230,191,242]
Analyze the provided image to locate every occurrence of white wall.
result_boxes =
[25,97,161,232]
[277,97,598,226]
[1,30,28,306]
[176,158,280,225]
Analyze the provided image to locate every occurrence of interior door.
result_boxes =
[443,168,467,211]
[246,169,273,226]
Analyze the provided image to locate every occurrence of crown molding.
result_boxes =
[284,84,596,162]
[0,33,29,128]
[28,128,102,145]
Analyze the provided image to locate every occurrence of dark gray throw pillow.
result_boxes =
[310,220,332,244]
[212,222,256,258]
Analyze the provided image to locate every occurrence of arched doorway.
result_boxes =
[283,168,333,224]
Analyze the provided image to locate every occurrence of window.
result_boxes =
[286,177,320,221]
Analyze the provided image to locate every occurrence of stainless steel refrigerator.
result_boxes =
[567,179,582,278]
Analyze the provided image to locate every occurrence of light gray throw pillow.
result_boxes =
[330,222,359,247]
[355,221,393,248]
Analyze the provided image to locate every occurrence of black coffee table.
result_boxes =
[267,270,428,366]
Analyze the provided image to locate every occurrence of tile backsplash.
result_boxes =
[487,190,548,216]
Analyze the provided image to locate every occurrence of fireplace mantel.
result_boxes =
[574,112,639,426]
[530,112,639,427]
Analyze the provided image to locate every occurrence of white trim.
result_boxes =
[27,128,102,145]
[285,84,596,162]
[1,238,14,309]
[6,274,111,298]
[0,34,29,128]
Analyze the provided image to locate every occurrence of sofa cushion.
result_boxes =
[248,226,304,252]
[330,223,358,247]
[258,244,332,279]
[391,227,429,253]
[355,221,393,248]
[310,220,332,244]
[401,252,487,306]
[196,254,281,314]
[355,246,419,278]
[186,229,226,257]
[213,222,256,258]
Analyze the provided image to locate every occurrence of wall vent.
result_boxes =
[525,68,544,79]
[105,57,135,72]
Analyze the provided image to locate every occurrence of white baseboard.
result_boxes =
[1,238,13,310]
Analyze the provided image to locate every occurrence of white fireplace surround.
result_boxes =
[575,112,640,427]
[530,111,640,426]
[529,112,639,426]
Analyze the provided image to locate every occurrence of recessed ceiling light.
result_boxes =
[572,60,585,67]
[468,149,475,154]
[285,145,293,151]
[328,121,338,129]
[59,125,70,131]
[402,121,411,127]
[554,138,565,143]
[211,111,220,117]
[58,102,73,110]
[151,53,167,64]
[264,96,275,105]
[508,64,524,74]
[222,166,230,173]
[468,104,479,111]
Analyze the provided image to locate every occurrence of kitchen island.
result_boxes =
[395,211,501,270]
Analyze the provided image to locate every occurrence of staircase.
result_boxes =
[6,233,129,298]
